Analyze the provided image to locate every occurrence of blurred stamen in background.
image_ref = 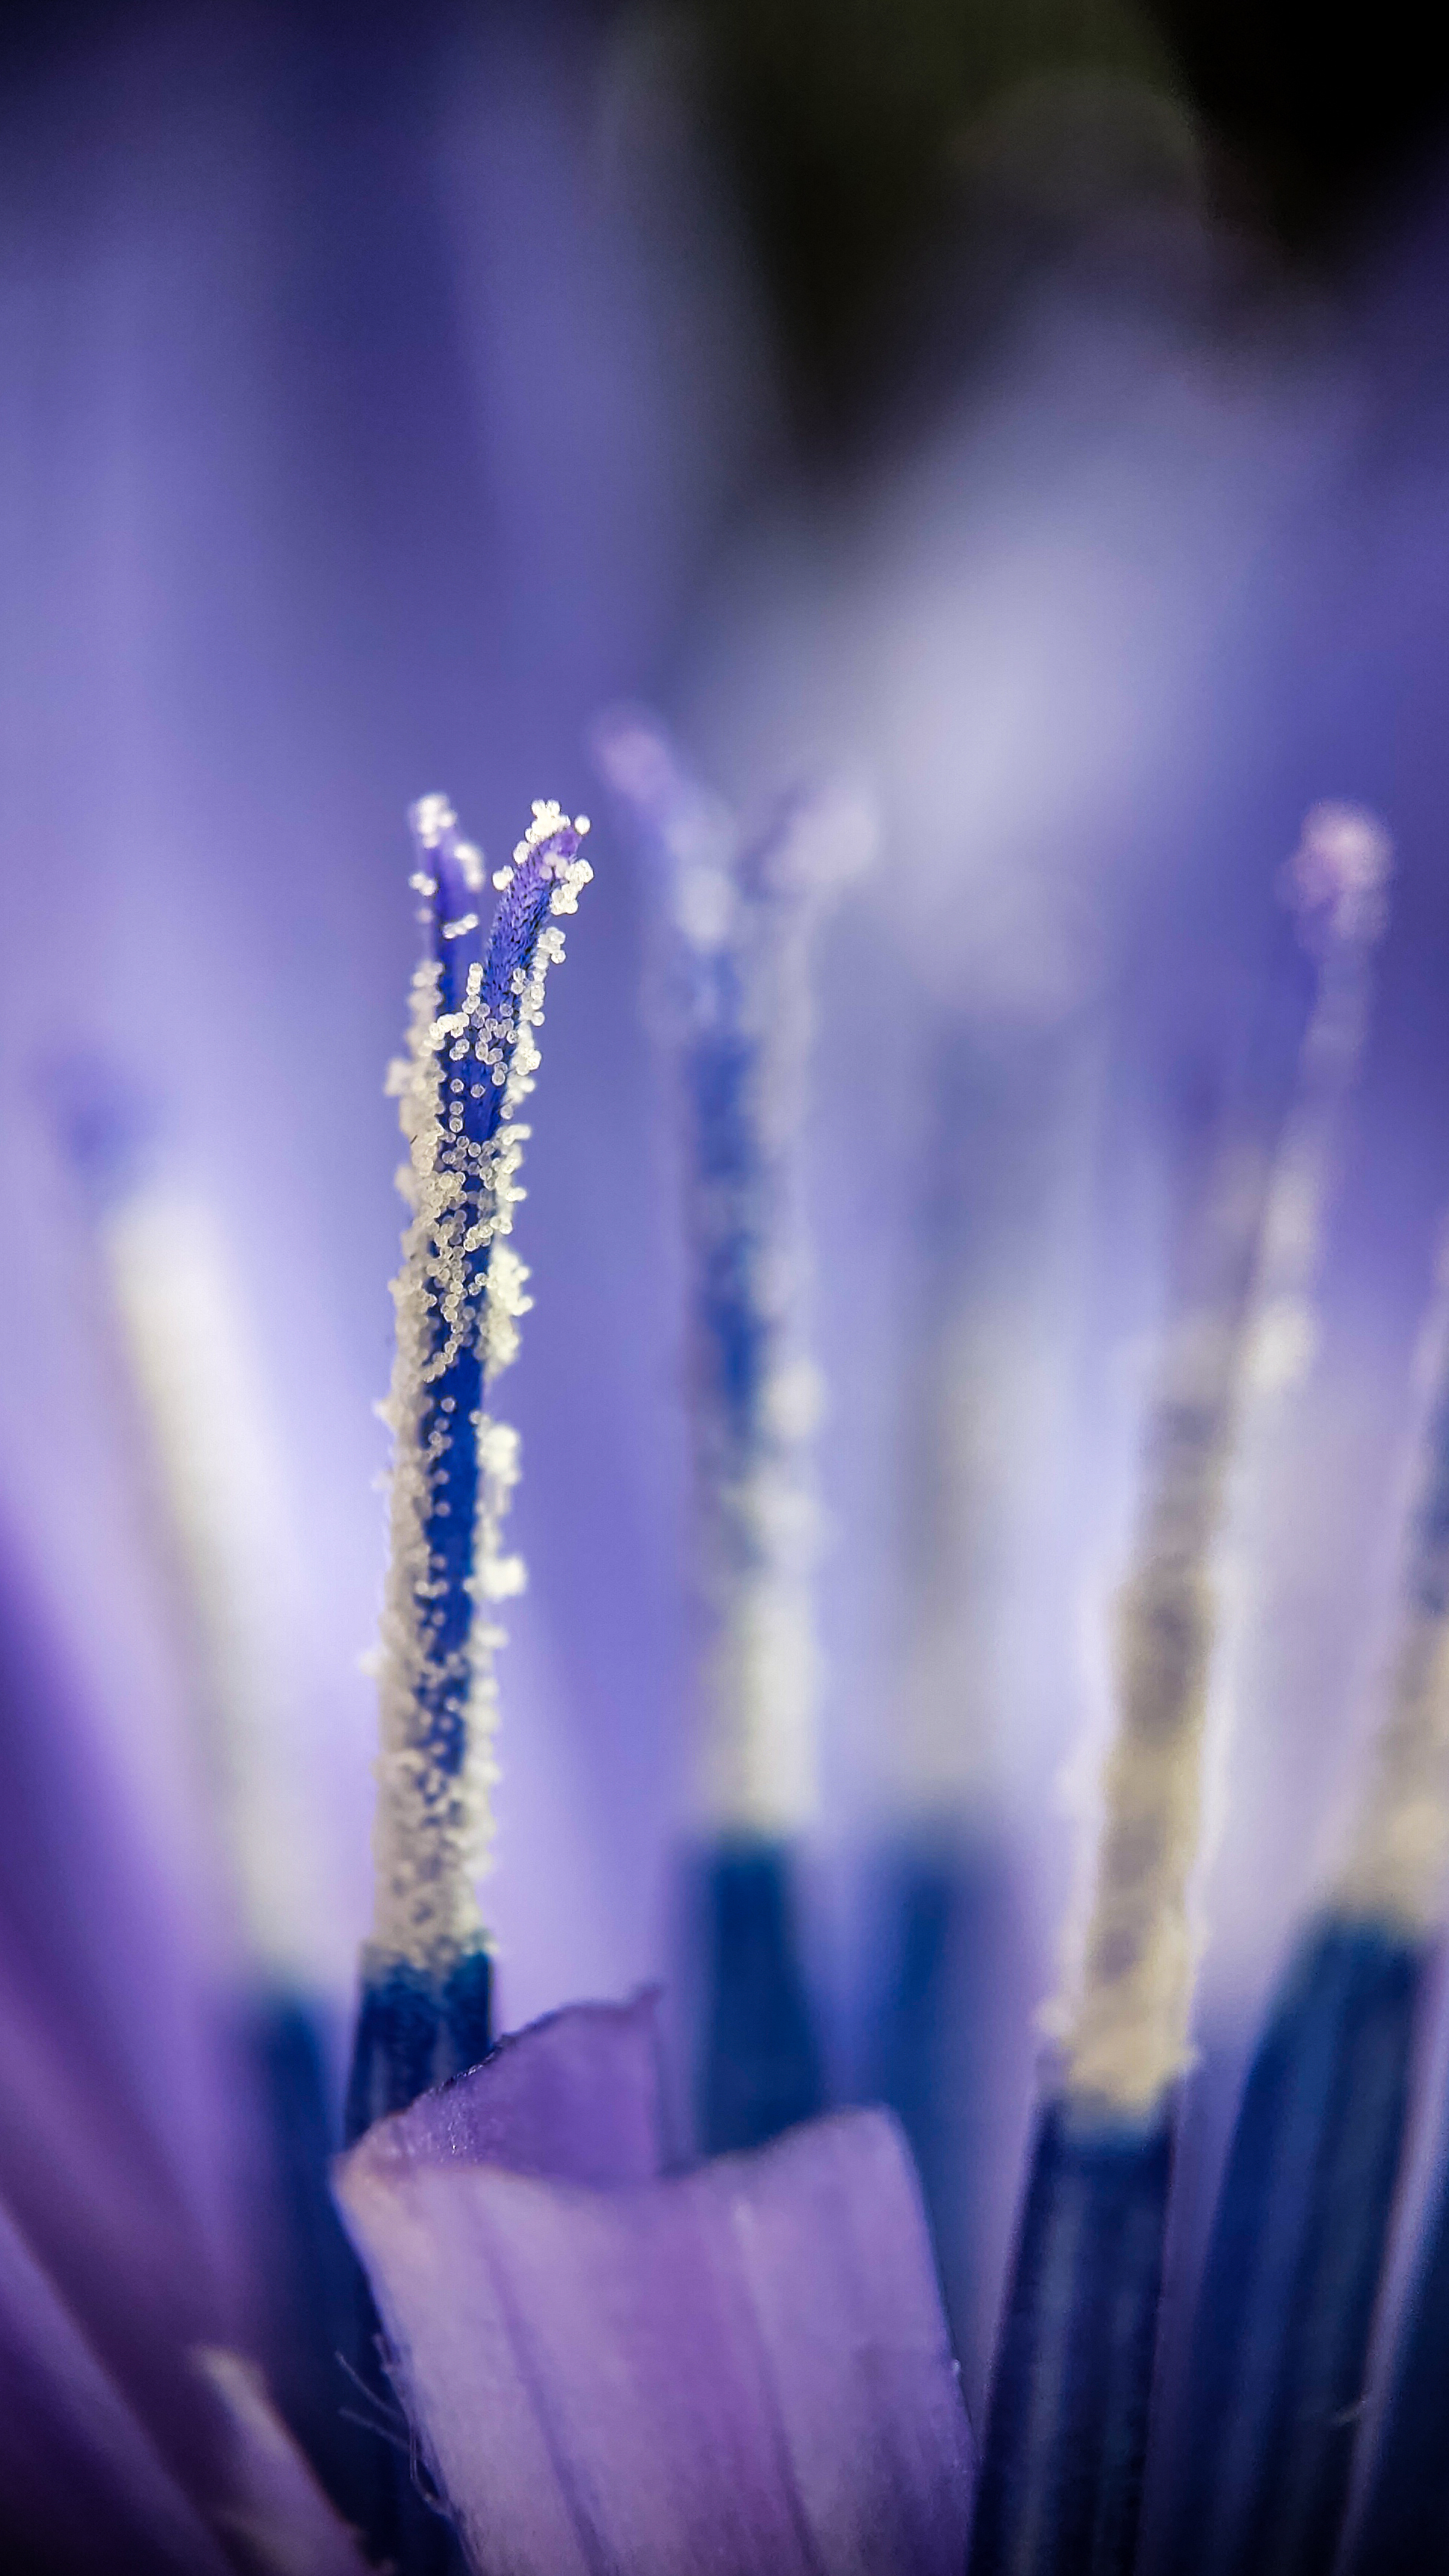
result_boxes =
[970,800,1391,2576]
[48,1058,360,2509]
[597,711,872,2152]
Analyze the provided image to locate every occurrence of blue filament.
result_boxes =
[411,812,566,1787]
[1162,1917,1421,2576]
[867,1829,1015,2394]
[687,855,826,2144]
[346,1960,449,2140]
[343,1959,486,2575]
[600,740,831,2155]
[1162,1321,1449,2575]
[680,836,824,2149]
[698,1839,824,2152]
[1351,2123,1449,2569]
[676,858,777,1493]
[349,804,585,2144]
[970,2100,1173,2576]
[246,1994,363,2515]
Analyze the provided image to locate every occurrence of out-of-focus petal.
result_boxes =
[192,2347,371,2576]
[0,1532,249,2499]
[336,2005,972,2576]
[0,2193,230,2576]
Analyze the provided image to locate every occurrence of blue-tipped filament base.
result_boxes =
[343,1954,492,2574]
[344,1950,494,2144]
[970,2096,1173,2576]
[1164,1915,1421,2576]
[698,1838,824,2153]
[244,1991,363,2518]
[1352,2085,1449,2571]
[868,1828,1016,2393]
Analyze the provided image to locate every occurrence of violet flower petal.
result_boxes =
[353,1992,667,2186]
[0,2192,230,2576]
[192,2347,371,2576]
[337,2008,972,2576]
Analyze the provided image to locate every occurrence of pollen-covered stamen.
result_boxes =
[1335,1230,1449,1932]
[597,716,870,1836]
[408,793,487,1012]
[368,798,591,1979]
[1246,802,1394,1394]
[1050,814,1392,2115]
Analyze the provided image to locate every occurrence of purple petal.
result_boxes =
[349,1991,666,2186]
[192,2347,371,2576]
[0,2191,230,2576]
[337,2007,972,2576]
[715,2110,974,2574]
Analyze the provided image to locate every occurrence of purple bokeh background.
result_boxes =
[8,0,1449,2507]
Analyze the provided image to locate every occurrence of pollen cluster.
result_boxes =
[368,799,591,1975]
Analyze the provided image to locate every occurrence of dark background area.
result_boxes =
[2,0,1445,442]
[695,0,1449,323]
